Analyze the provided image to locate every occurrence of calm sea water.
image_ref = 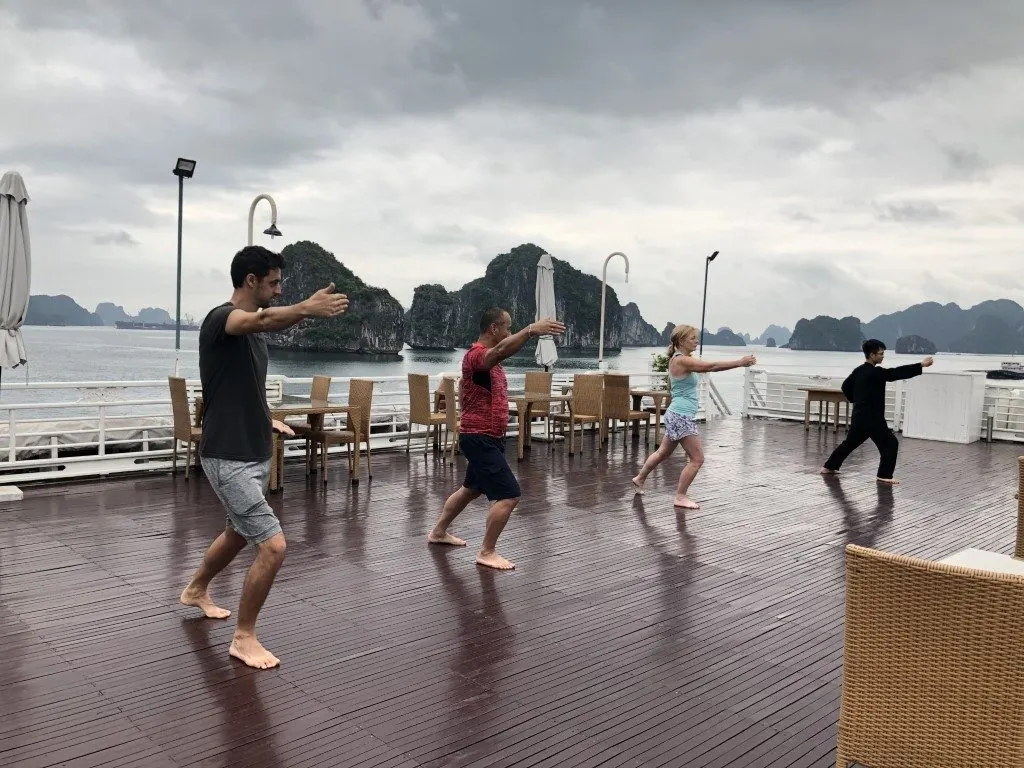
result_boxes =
[7,325,1020,414]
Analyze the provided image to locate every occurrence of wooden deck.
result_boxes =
[2,418,1020,767]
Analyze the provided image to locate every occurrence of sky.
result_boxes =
[3,0,1023,337]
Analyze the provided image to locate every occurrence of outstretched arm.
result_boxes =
[881,356,933,381]
[225,283,349,335]
[480,319,566,369]
[674,353,757,375]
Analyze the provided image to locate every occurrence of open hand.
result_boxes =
[530,318,566,337]
[922,355,934,367]
[271,419,295,436]
[304,283,349,318]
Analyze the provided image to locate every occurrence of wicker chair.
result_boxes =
[438,376,459,465]
[407,373,448,454]
[549,373,603,456]
[168,377,202,479]
[1016,456,1024,559]
[601,373,650,443]
[522,371,554,440]
[310,378,374,485]
[837,544,1024,767]
[289,375,332,473]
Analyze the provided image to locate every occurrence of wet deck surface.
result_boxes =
[3,418,1019,767]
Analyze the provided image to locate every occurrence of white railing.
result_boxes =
[0,370,729,484]
[740,368,1024,441]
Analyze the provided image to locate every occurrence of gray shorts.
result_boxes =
[200,456,282,545]
[664,410,700,442]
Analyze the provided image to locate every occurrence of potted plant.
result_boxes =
[650,352,670,390]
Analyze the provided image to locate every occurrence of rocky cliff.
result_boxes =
[895,334,937,354]
[95,302,131,325]
[405,284,456,350]
[25,295,103,326]
[405,243,661,351]
[264,240,405,354]
[619,302,662,346]
[863,299,1024,351]
[787,315,864,351]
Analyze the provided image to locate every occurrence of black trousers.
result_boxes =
[823,417,899,479]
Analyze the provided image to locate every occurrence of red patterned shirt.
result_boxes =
[459,343,509,438]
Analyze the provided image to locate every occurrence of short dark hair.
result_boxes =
[479,307,508,333]
[862,338,886,357]
[230,246,285,288]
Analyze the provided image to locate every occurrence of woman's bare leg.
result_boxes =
[674,435,705,509]
[632,436,679,494]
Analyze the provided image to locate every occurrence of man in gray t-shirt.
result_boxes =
[179,245,348,670]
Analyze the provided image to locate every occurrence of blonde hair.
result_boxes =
[667,324,698,357]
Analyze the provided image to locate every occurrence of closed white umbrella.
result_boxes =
[0,171,31,375]
[534,252,558,370]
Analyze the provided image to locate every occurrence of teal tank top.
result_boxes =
[667,352,699,417]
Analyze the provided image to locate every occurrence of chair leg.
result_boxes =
[423,425,431,455]
[365,440,373,480]
[185,440,191,480]
[172,439,178,475]
[405,424,412,453]
[321,440,328,484]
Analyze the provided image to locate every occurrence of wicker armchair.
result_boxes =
[289,375,331,472]
[522,371,554,440]
[310,378,374,485]
[837,544,1024,767]
[407,373,449,454]
[438,376,459,465]
[601,373,650,443]
[168,377,202,479]
[1016,456,1024,559]
[549,373,603,456]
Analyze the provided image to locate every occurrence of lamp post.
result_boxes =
[247,194,281,245]
[598,251,630,369]
[171,157,196,374]
[698,250,719,356]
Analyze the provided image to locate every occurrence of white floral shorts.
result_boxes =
[664,411,699,441]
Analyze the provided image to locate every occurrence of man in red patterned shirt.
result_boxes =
[429,307,565,570]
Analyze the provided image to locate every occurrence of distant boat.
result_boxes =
[115,320,198,331]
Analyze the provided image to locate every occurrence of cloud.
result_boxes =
[92,230,139,247]
[4,1,1024,336]
[874,201,955,223]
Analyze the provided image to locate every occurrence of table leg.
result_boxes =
[269,436,280,493]
[351,421,361,484]
[817,400,823,430]
[804,397,811,431]
[833,400,840,432]
[518,405,527,461]
[524,403,534,451]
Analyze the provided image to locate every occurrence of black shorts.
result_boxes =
[460,434,522,502]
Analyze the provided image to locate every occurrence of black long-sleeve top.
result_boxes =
[840,362,923,420]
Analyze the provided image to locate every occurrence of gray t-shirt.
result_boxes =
[198,303,272,462]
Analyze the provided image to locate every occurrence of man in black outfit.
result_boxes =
[820,339,933,485]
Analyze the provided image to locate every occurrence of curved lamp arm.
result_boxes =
[598,251,630,365]
[247,194,279,245]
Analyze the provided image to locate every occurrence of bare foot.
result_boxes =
[229,634,280,669]
[179,585,231,619]
[476,550,515,570]
[819,468,839,475]
[631,476,646,495]
[877,477,900,485]
[427,531,467,547]
[673,496,699,510]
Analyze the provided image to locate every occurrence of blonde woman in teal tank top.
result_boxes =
[631,324,757,509]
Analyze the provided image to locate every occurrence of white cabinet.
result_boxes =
[901,372,987,443]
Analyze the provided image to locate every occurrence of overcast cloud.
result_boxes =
[3,0,1023,335]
